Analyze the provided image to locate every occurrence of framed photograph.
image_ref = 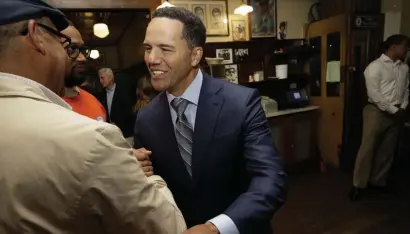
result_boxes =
[231,20,247,41]
[248,0,277,38]
[170,0,229,36]
[216,48,233,64]
[192,4,207,28]
[224,64,238,84]
[277,21,287,39]
[234,48,249,62]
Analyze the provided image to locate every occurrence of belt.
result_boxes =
[368,102,401,108]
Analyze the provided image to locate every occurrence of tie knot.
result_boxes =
[171,98,189,116]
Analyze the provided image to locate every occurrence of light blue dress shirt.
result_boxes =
[166,70,240,234]
[106,83,116,115]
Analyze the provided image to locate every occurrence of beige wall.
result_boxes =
[169,0,316,42]
[381,0,410,39]
[382,0,402,39]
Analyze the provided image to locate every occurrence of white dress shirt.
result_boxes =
[364,54,409,114]
[106,83,116,115]
[166,70,240,234]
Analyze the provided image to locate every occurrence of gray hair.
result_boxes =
[0,17,48,57]
[98,67,114,78]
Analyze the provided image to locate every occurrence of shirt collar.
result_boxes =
[167,69,203,106]
[64,86,80,98]
[0,72,72,110]
[380,54,402,65]
[106,83,116,92]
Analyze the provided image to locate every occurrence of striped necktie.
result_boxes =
[171,98,193,177]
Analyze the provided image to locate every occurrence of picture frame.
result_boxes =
[169,0,230,36]
[248,0,277,38]
[224,64,239,84]
[231,20,247,41]
[216,48,233,64]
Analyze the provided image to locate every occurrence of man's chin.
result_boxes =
[152,82,168,92]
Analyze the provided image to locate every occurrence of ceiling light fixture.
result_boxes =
[93,23,109,38]
[157,0,175,9]
[234,1,253,16]
[90,49,100,59]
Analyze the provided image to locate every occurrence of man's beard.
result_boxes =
[65,68,86,88]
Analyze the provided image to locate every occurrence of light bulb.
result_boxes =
[234,4,253,16]
[93,23,109,38]
[90,50,100,59]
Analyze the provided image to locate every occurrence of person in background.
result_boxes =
[350,34,409,201]
[134,75,158,114]
[62,24,106,121]
[134,7,286,234]
[0,0,186,233]
[98,67,135,144]
[80,76,100,98]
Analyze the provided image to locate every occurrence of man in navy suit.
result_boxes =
[134,7,286,234]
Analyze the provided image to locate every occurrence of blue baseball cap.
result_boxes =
[0,0,69,31]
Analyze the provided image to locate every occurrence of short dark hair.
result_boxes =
[152,7,206,49]
[382,34,408,52]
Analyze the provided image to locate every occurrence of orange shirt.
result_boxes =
[63,87,107,122]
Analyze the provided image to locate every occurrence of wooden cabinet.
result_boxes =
[268,109,319,165]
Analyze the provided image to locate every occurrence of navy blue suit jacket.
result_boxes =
[134,73,286,234]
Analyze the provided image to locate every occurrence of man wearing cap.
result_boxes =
[0,1,186,233]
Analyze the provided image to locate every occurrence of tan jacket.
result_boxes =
[0,73,186,234]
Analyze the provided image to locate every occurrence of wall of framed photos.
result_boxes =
[169,0,316,42]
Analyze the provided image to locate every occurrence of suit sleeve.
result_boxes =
[133,110,144,149]
[80,124,186,234]
[224,90,287,232]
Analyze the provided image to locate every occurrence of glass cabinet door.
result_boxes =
[309,36,322,97]
[326,32,341,97]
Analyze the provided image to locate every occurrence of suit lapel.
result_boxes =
[100,90,110,120]
[192,74,224,185]
[154,92,193,185]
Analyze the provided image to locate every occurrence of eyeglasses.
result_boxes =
[20,22,85,59]
[66,45,91,59]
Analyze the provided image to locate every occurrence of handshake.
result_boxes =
[132,148,154,177]
[131,148,220,234]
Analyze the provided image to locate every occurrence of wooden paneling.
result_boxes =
[49,0,161,12]
[63,11,144,47]
[351,0,381,13]
[320,0,382,19]
[320,0,345,19]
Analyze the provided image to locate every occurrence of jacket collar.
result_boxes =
[0,72,71,109]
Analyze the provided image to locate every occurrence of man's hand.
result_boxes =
[183,222,219,234]
[132,148,153,177]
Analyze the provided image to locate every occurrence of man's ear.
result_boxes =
[27,20,46,55]
[191,47,203,67]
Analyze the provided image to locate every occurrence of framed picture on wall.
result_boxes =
[224,64,239,84]
[169,0,229,36]
[231,20,247,41]
[248,0,277,38]
[216,48,233,64]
